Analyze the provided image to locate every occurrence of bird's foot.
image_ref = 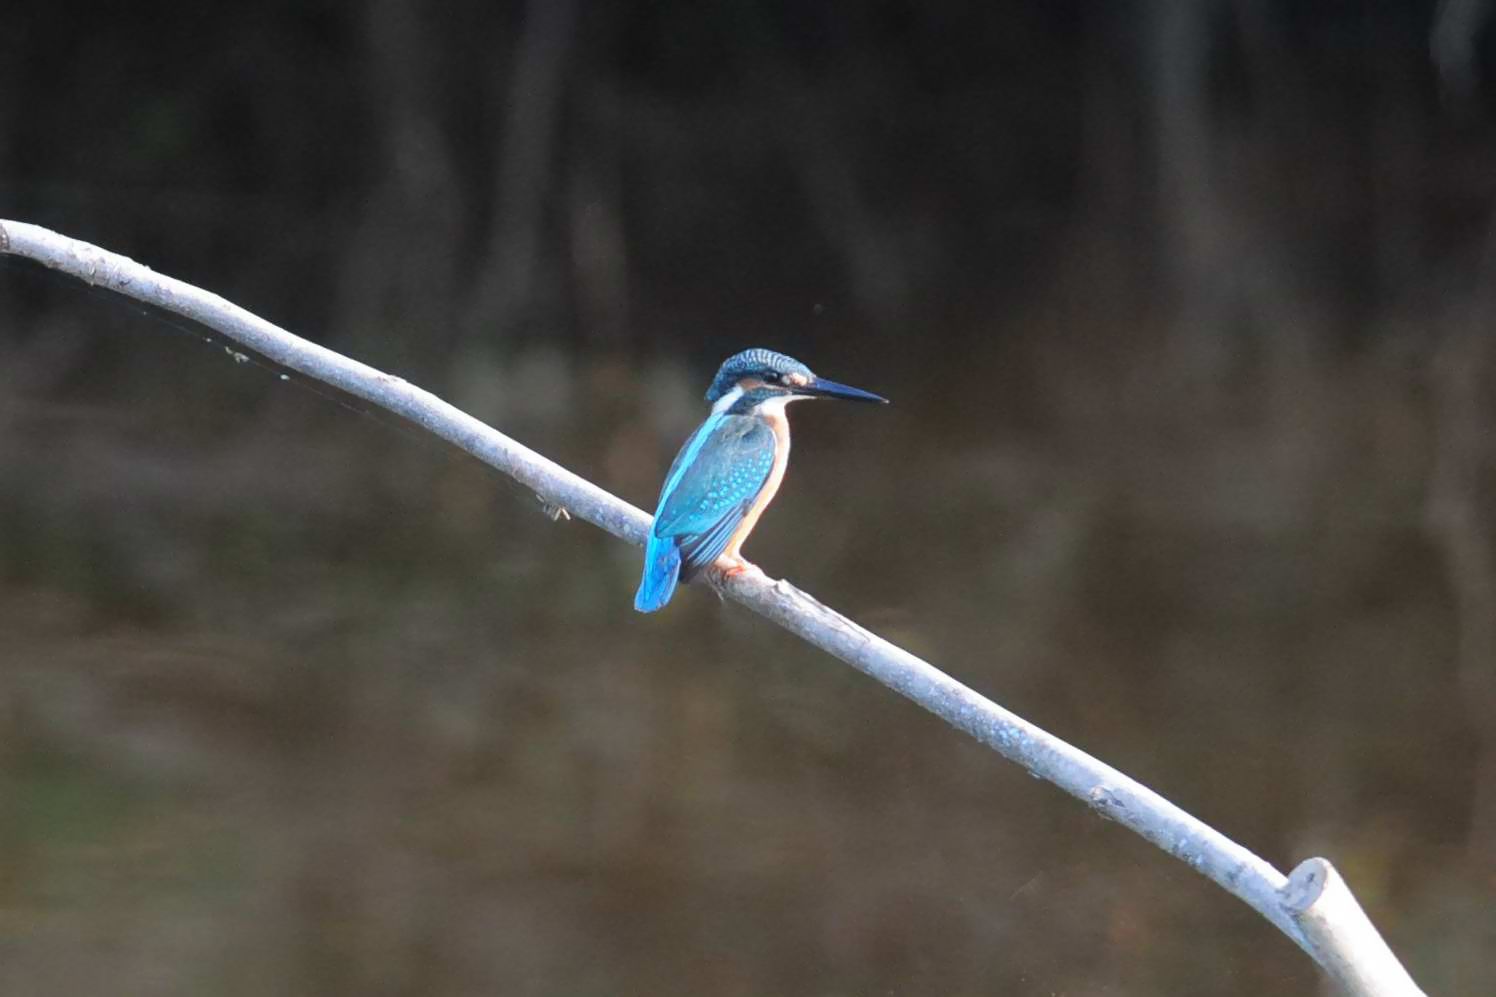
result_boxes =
[712,554,764,579]
[706,555,765,598]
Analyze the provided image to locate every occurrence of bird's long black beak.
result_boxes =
[801,377,888,404]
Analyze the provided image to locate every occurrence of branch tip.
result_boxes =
[1281,858,1428,997]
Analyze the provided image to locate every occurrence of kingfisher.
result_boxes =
[634,348,887,613]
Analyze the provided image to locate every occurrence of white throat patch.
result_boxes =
[754,394,794,418]
[710,385,745,415]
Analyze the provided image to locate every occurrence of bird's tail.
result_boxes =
[634,535,682,613]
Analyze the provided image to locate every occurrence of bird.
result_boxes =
[634,347,887,613]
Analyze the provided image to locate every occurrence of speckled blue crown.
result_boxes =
[704,348,814,402]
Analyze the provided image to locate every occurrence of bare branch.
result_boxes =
[0,219,1427,995]
[1284,859,1427,997]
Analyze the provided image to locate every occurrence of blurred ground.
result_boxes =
[1,319,1491,994]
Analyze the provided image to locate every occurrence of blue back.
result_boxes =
[634,413,777,612]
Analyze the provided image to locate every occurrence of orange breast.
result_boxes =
[722,411,791,560]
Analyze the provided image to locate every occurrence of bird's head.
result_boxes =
[704,348,887,412]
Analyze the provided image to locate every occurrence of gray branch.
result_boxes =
[0,220,1427,996]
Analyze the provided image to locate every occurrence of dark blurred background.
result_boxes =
[3,2,1495,994]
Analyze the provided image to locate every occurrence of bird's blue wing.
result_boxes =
[651,415,776,581]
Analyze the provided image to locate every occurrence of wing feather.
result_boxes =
[650,415,776,578]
